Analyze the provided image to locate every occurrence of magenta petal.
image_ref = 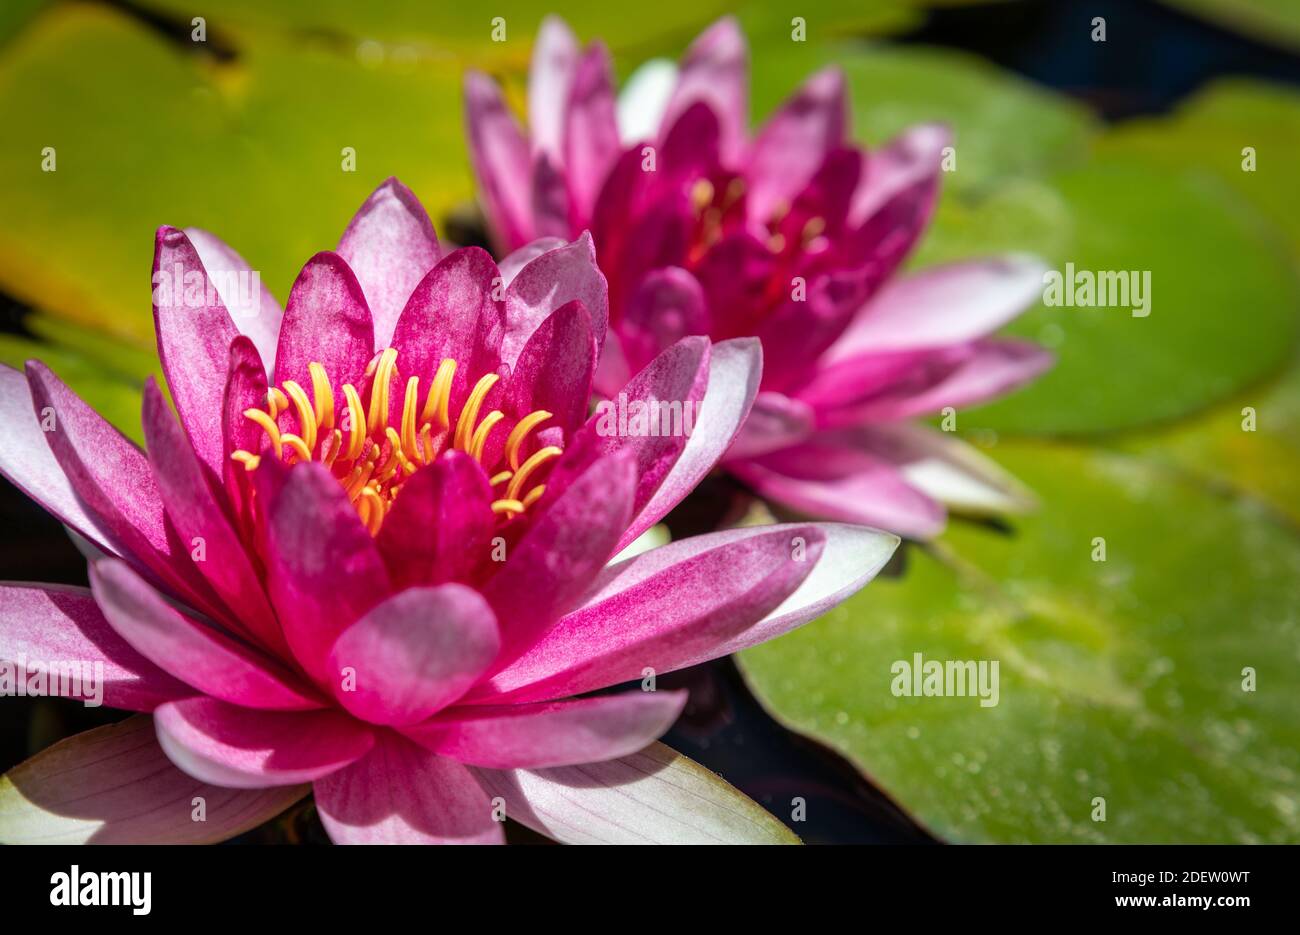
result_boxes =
[726,390,814,461]
[0,717,307,844]
[90,559,321,711]
[273,251,375,391]
[408,690,687,769]
[619,266,709,376]
[557,337,711,529]
[26,362,222,617]
[221,336,268,530]
[314,734,504,844]
[746,66,848,222]
[154,697,373,789]
[376,452,495,589]
[477,525,824,703]
[389,246,505,406]
[564,42,621,226]
[531,150,571,241]
[663,16,748,164]
[850,123,950,227]
[327,585,500,726]
[730,452,945,538]
[501,232,609,367]
[336,178,441,349]
[0,365,119,555]
[0,583,190,712]
[465,70,535,254]
[826,256,1048,358]
[484,450,637,665]
[184,227,283,373]
[506,299,596,436]
[152,226,240,475]
[142,380,283,653]
[256,459,392,681]
[616,337,761,551]
[527,15,580,160]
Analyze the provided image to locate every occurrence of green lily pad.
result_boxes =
[931,161,1300,436]
[1096,79,1300,258]
[740,441,1300,843]
[1119,354,1300,528]
[1157,0,1300,53]
[0,3,470,347]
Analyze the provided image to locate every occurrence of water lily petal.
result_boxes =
[408,690,687,769]
[0,717,306,844]
[0,583,190,712]
[152,226,240,475]
[501,232,608,367]
[185,226,283,373]
[273,251,375,392]
[662,16,747,164]
[90,559,321,711]
[472,742,798,844]
[314,734,504,844]
[327,585,500,726]
[465,70,535,253]
[477,524,824,703]
[154,697,373,788]
[336,177,441,349]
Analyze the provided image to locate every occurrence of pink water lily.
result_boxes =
[0,179,897,844]
[466,17,1054,538]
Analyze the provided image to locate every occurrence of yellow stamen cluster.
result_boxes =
[231,350,557,535]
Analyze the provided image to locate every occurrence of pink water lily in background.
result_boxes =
[0,179,898,845]
[466,17,1054,538]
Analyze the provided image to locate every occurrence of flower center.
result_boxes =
[230,349,558,535]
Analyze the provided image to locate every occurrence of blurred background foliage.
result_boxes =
[0,0,1297,842]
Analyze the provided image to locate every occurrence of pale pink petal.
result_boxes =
[528,15,580,160]
[0,717,307,844]
[152,226,240,476]
[408,690,686,769]
[824,255,1047,360]
[336,178,441,349]
[724,390,814,461]
[662,17,748,164]
[327,585,500,726]
[0,583,190,712]
[314,734,504,844]
[565,42,622,225]
[184,227,283,373]
[465,71,535,253]
[472,742,797,844]
[849,123,950,227]
[0,365,120,556]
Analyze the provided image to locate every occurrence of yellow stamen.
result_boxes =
[521,484,546,509]
[400,375,420,461]
[243,408,282,458]
[342,384,365,461]
[281,433,312,463]
[282,380,317,452]
[309,362,335,430]
[505,410,552,470]
[454,372,499,452]
[231,450,260,471]
[469,410,504,462]
[506,446,562,501]
[322,429,343,467]
[691,178,714,213]
[367,348,398,434]
[359,487,385,536]
[489,470,513,487]
[490,499,525,516]
[421,358,456,428]
[267,387,288,418]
